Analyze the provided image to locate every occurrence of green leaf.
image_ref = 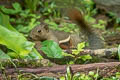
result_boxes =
[0,2,22,15]
[40,40,63,58]
[77,42,85,52]
[12,2,22,12]
[72,42,85,55]
[62,52,74,57]
[0,12,41,59]
[0,49,11,59]
[7,51,19,59]
[16,18,40,33]
[108,12,117,17]
[98,20,106,24]
[72,74,80,80]
[78,54,92,61]
[72,49,79,55]
[116,18,120,23]
[0,12,17,31]
[0,25,35,58]
[29,48,43,59]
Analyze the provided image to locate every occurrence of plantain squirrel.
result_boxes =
[30,8,104,49]
[29,23,79,49]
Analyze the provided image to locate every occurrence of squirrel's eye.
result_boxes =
[37,30,41,33]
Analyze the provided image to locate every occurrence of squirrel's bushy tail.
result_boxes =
[68,8,104,49]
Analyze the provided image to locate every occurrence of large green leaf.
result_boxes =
[40,40,63,58]
[0,25,35,58]
[0,12,42,59]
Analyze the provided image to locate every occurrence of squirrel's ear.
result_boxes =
[44,25,49,32]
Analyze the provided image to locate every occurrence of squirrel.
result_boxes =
[29,23,74,49]
[67,8,104,49]
[30,8,104,50]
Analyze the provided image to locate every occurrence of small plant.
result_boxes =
[60,66,99,80]
[63,42,92,64]
[72,42,92,62]
[60,67,120,80]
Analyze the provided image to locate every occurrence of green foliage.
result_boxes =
[72,42,92,61]
[60,66,99,80]
[15,10,40,34]
[60,67,120,80]
[7,51,19,59]
[107,12,120,29]
[108,12,117,17]
[0,0,119,79]
[116,72,120,79]
[25,0,40,13]
[0,12,17,31]
[0,0,40,14]
[15,13,40,33]
[40,40,63,58]
[44,19,77,33]
[39,1,60,17]
[0,2,41,34]
[85,15,96,23]
[71,72,98,80]
[0,2,22,14]
[0,49,11,59]
[0,12,42,59]
[72,42,85,55]
[92,20,106,30]
[85,14,106,30]
[29,48,43,59]
[63,42,92,64]
[0,22,33,59]
[81,0,96,16]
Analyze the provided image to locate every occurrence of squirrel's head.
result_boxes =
[29,23,50,41]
